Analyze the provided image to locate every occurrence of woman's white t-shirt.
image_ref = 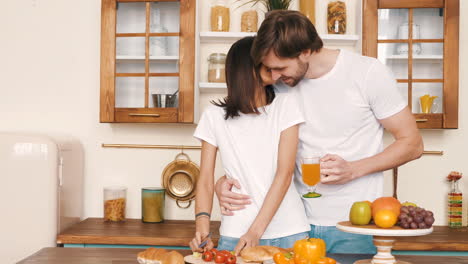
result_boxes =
[194,92,310,239]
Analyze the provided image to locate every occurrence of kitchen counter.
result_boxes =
[57,218,221,248]
[57,218,468,252]
[17,247,468,264]
[393,226,468,251]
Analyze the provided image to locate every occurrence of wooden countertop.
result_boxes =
[57,218,221,247]
[18,247,468,264]
[57,218,468,251]
[393,226,468,251]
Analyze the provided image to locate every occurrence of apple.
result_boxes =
[350,201,372,225]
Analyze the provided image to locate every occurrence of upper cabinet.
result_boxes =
[362,0,459,129]
[100,0,196,123]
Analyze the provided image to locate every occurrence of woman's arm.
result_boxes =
[233,125,300,255]
[189,141,217,252]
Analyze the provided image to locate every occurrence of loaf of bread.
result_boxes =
[240,245,289,262]
[137,248,183,264]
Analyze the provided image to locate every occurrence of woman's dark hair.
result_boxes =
[213,37,275,119]
[252,10,323,66]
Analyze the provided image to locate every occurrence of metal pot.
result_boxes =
[161,152,200,208]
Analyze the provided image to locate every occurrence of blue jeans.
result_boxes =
[309,225,376,254]
[217,232,309,251]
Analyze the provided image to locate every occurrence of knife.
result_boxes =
[199,232,212,249]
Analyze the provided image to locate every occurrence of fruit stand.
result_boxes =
[336,221,433,264]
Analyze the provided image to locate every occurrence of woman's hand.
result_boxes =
[189,231,214,253]
[233,230,261,256]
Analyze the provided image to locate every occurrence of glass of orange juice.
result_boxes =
[302,156,322,198]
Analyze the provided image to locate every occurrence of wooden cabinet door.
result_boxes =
[100,0,195,123]
[363,0,459,129]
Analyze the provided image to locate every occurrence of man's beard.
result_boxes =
[281,60,309,87]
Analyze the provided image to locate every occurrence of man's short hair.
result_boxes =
[252,10,323,65]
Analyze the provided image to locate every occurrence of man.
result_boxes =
[215,10,423,253]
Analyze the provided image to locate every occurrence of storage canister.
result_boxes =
[210,0,230,32]
[103,186,127,222]
[208,53,226,83]
[327,0,347,34]
[142,187,165,223]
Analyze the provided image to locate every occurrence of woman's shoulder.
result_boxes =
[201,104,226,119]
[272,89,300,107]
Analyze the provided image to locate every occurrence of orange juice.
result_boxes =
[302,163,320,186]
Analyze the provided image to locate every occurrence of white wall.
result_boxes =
[0,0,466,227]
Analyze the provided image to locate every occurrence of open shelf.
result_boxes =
[199,82,227,93]
[199,32,359,45]
[116,55,179,62]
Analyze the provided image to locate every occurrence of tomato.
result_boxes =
[209,248,219,256]
[202,251,213,262]
[218,250,231,258]
[225,255,237,264]
[214,254,226,263]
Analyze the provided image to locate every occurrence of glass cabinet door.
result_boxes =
[376,6,445,126]
[363,0,459,129]
[100,0,195,123]
[115,2,180,111]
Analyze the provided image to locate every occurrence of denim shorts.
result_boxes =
[309,225,376,254]
[217,232,309,251]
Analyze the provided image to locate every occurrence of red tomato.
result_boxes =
[209,248,219,256]
[218,250,231,258]
[226,255,237,264]
[202,251,213,262]
[214,254,226,264]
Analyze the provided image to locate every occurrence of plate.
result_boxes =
[184,254,249,264]
[336,221,433,237]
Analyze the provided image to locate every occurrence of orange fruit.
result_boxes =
[372,197,401,218]
[374,209,398,228]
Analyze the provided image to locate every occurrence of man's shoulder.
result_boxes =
[342,50,380,69]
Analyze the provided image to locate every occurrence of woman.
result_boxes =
[189,37,309,255]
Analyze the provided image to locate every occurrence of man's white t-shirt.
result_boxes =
[194,92,310,239]
[290,49,407,226]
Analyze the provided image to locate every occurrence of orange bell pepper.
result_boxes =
[316,257,337,264]
[273,252,294,264]
[292,238,326,264]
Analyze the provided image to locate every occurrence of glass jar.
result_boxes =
[142,187,165,223]
[299,0,316,25]
[208,53,226,83]
[103,186,127,222]
[241,10,258,32]
[448,181,463,228]
[210,0,230,32]
[327,0,347,34]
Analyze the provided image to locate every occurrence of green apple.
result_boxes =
[349,201,372,225]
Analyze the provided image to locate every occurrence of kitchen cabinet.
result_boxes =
[362,0,459,129]
[100,0,195,123]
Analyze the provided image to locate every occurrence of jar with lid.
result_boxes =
[299,0,316,25]
[208,53,226,83]
[142,187,165,223]
[241,10,258,32]
[327,0,347,34]
[103,186,127,222]
[210,0,230,32]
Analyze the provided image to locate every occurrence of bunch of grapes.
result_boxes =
[398,206,435,229]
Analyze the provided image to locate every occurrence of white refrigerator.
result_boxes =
[0,132,84,264]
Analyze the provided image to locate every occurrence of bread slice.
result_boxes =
[240,246,289,262]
